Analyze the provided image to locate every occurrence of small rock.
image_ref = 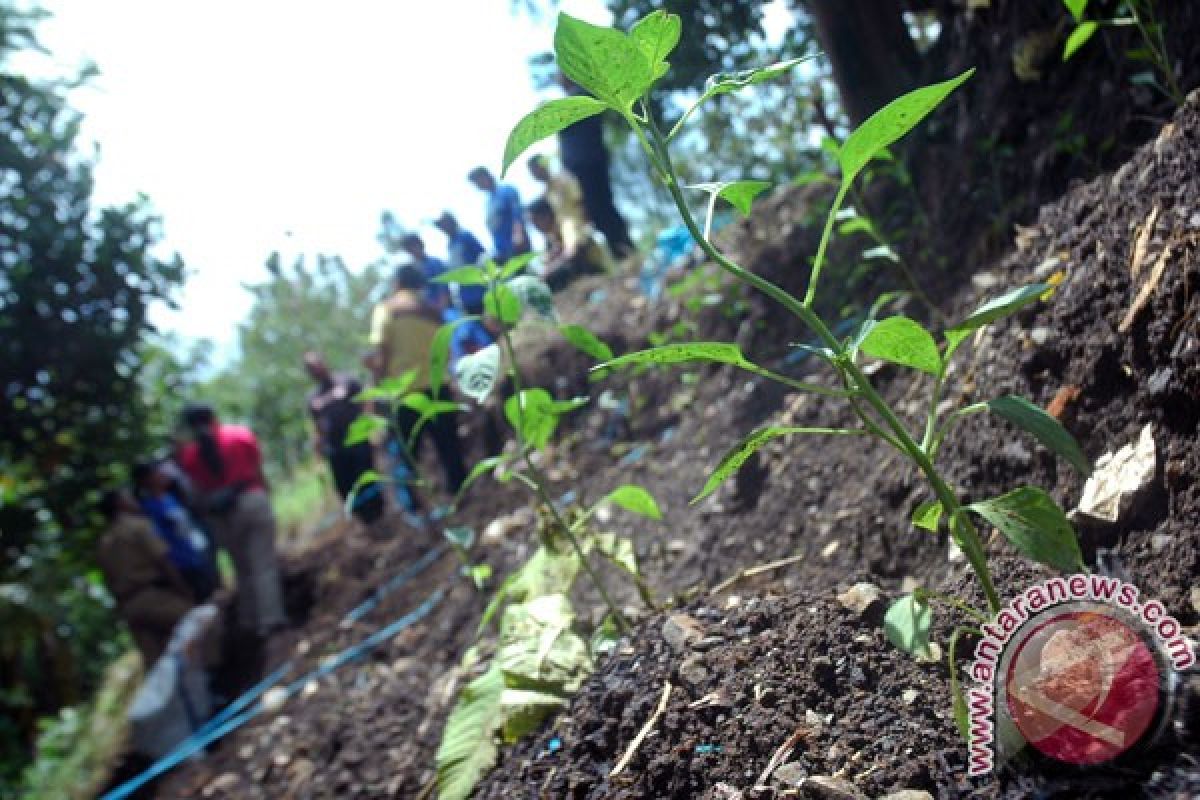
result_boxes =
[482,506,534,542]
[663,613,706,651]
[1152,533,1172,553]
[1191,587,1200,614]
[1147,367,1173,397]
[678,655,709,687]
[802,775,868,800]
[837,582,882,616]
[902,689,919,706]
[805,708,832,728]
[261,686,288,712]
[879,791,935,800]
[971,271,1001,290]
[710,784,744,800]
[771,761,808,787]
[821,540,839,559]
[1029,326,1053,346]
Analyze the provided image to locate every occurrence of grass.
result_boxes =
[18,651,143,800]
[272,460,338,542]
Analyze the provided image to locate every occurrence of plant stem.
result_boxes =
[915,587,990,624]
[642,117,1001,614]
[492,289,630,633]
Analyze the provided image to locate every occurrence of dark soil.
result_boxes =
[155,93,1200,800]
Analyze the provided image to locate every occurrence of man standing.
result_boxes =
[303,351,384,525]
[433,211,488,314]
[96,489,196,665]
[178,404,286,638]
[557,76,634,258]
[369,266,468,507]
[468,166,530,264]
[399,233,451,312]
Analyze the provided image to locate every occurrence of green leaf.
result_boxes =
[436,664,505,800]
[693,426,860,503]
[444,525,476,551]
[499,686,568,742]
[884,594,934,658]
[838,69,974,186]
[559,324,613,362]
[454,343,501,403]
[595,341,749,373]
[1062,0,1088,24]
[858,315,942,376]
[701,56,813,98]
[504,388,560,449]
[432,266,488,286]
[496,594,591,694]
[630,10,681,81]
[968,487,1084,571]
[430,319,478,397]
[912,499,944,532]
[502,96,607,177]
[554,12,654,114]
[986,395,1090,476]
[344,413,388,446]
[454,455,507,507]
[343,469,382,516]
[949,283,1049,337]
[466,563,492,590]
[593,532,639,575]
[506,274,557,321]
[1063,21,1099,61]
[690,180,773,217]
[498,252,536,280]
[355,370,418,402]
[599,484,662,520]
[484,284,522,326]
[409,400,466,448]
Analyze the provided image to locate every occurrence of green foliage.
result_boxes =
[436,663,505,800]
[503,389,587,450]
[968,488,1085,572]
[857,316,942,376]
[555,12,657,115]
[559,324,614,362]
[694,426,865,502]
[985,395,1090,475]
[911,499,944,533]
[599,484,662,520]
[688,179,772,217]
[836,70,974,187]
[502,96,607,176]
[884,594,934,659]
[1063,21,1099,61]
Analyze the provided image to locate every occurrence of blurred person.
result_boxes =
[178,403,286,637]
[303,351,384,525]
[528,153,587,245]
[557,75,634,258]
[432,211,488,314]
[400,232,452,312]
[526,196,612,291]
[96,489,196,665]
[369,265,468,509]
[468,166,530,264]
[133,459,218,602]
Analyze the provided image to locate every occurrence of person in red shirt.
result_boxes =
[178,403,285,637]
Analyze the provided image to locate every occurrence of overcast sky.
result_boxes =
[17,0,791,361]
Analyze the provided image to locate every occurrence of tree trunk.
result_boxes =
[805,0,922,125]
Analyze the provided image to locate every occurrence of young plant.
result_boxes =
[502,9,1090,732]
[1061,0,1184,106]
[432,255,664,800]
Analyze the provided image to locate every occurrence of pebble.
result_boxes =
[1029,326,1053,346]
[1190,587,1200,614]
[678,654,709,687]
[836,583,882,616]
[902,689,919,706]
[662,613,706,651]
[802,775,868,800]
[821,540,839,559]
[879,792,935,800]
[771,761,808,787]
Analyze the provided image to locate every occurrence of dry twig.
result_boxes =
[610,680,673,777]
[709,554,805,595]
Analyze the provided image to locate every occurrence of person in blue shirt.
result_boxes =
[132,459,218,602]
[433,211,489,314]
[400,232,451,311]
[468,166,530,264]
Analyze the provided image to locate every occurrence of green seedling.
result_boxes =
[432,255,664,800]
[1061,0,1184,105]
[502,8,1091,737]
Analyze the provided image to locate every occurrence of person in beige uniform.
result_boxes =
[369,265,468,502]
[528,153,587,247]
[96,490,196,665]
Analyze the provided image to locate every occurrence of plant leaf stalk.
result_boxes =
[638,114,1001,614]
[489,272,631,633]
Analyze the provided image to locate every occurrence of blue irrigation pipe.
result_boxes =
[100,588,447,800]
[343,544,447,625]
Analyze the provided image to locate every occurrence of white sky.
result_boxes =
[18,0,793,361]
